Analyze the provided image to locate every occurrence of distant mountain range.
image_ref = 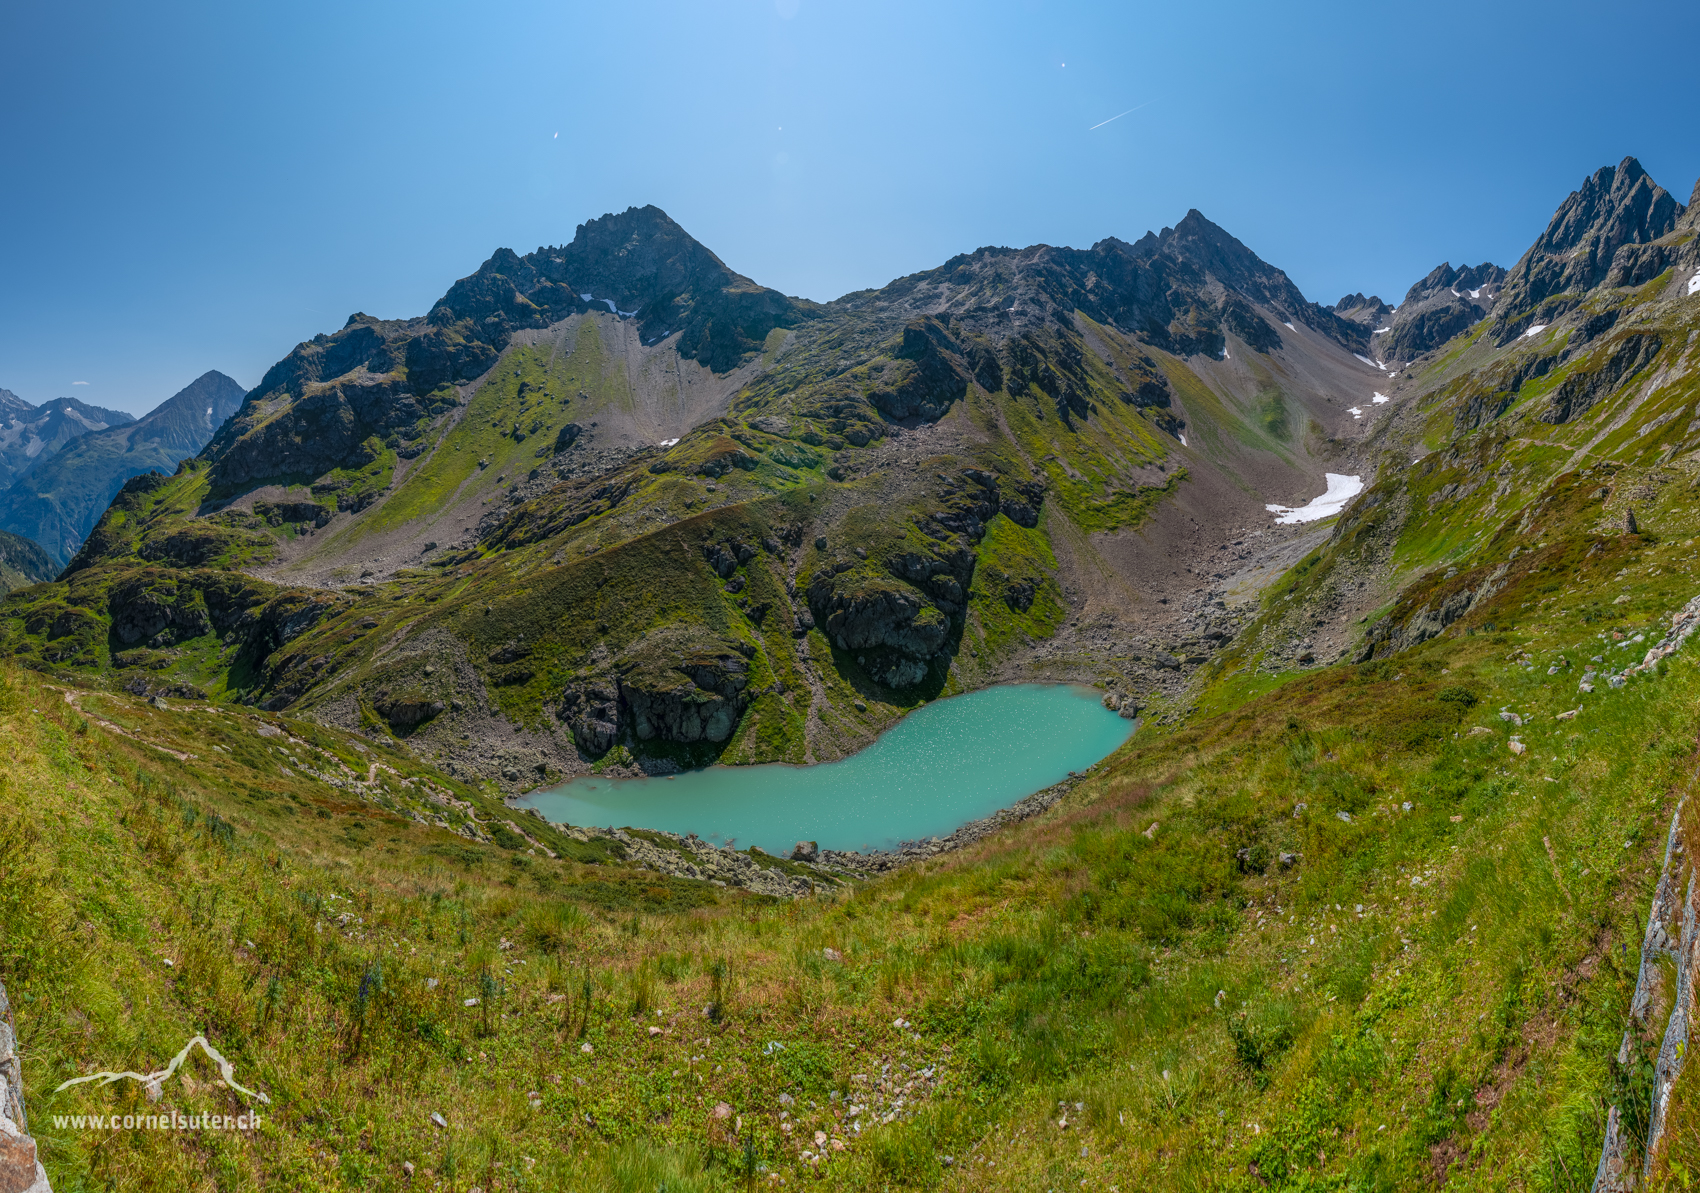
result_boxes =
[0,371,246,565]
[0,391,135,489]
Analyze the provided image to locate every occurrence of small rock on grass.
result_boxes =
[430,1113,447,1129]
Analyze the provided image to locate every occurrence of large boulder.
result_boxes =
[373,690,445,731]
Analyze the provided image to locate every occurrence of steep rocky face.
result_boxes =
[0,396,134,490]
[0,530,56,599]
[1374,261,1505,362]
[1493,157,1686,340]
[0,371,246,563]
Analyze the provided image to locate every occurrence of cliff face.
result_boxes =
[1374,262,1506,363]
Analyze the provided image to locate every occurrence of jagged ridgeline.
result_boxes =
[0,205,1425,785]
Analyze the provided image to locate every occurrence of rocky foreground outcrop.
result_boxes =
[0,982,50,1193]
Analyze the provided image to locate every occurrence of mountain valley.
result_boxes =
[7,154,1700,1190]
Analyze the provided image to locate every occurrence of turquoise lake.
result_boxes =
[519,683,1135,855]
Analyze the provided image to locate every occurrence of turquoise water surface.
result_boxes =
[519,683,1134,855]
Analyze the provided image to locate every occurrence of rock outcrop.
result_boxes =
[1537,332,1664,425]
[0,982,51,1193]
[557,628,753,752]
[864,318,973,422]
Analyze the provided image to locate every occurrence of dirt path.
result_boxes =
[52,687,197,761]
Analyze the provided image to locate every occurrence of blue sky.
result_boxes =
[3,0,1696,415]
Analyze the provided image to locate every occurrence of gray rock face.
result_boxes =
[1358,563,1510,660]
[864,318,973,422]
[108,573,213,646]
[0,981,52,1193]
[1375,262,1505,362]
[1493,157,1685,341]
[807,570,951,689]
[1537,333,1663,425]
[559,680,621,754]
[373,692,445,730]
[616,634,752,744]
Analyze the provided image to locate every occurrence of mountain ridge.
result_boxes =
[4,200,1399,788]
[0,370,245,564]
[0,394,136,491]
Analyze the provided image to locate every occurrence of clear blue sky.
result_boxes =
[3,0,1696,416]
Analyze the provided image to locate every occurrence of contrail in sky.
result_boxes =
[1089,101,1152,130]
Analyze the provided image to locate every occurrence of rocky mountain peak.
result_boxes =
[1133,210,1293,302]
[1331,293,1394,326]
[1367,260,1505,363]
[1493,156,1686,335]
[429,205,809,374]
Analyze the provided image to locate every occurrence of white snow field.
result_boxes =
[1266,473,1365,524]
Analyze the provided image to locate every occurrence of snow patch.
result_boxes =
[1469,288,1482,299]
[1372,392,1390,404]
[1353,353,1378,368]
[1179,433,1188,446]
[581,293,637,317]
[1267,474,1364,524]
[1451,288,1461,297]
[1688,270,1700,296]
[1220,346,1230,359]
[1283,322,1295,330]
[1372,327,1391,334]
[1347,406,1364,418]
[1522,324,1549,339]
[658,438,680,447]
